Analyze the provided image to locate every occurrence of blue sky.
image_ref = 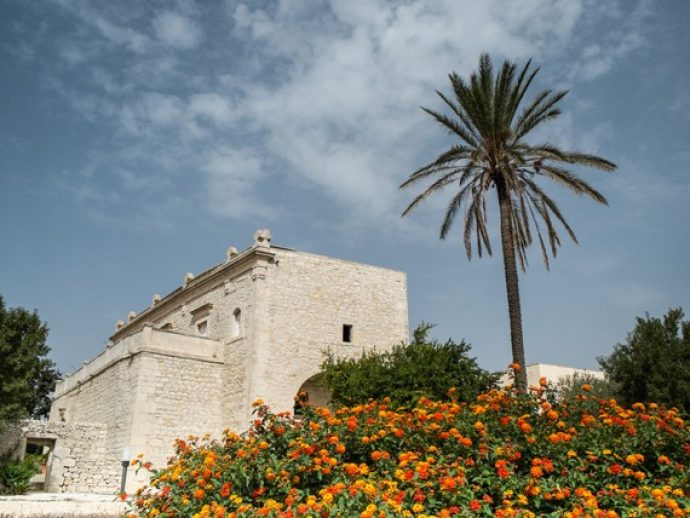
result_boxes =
[1,0,688,375]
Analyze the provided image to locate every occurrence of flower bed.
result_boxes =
[127,382,690,517]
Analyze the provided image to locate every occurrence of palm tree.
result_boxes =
[400,54,616,392]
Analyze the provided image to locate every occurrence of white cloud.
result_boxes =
[92,15,150,52]
[153,11,202,49]
[118,92,207,140]
[42,0,653,231]
[567,0,650,81]
[201,148,273,218]
[228,0,591,223]
[189,93,235,125]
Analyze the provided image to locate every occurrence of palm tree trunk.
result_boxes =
[497,183,528,393]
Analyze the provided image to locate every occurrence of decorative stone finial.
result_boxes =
[116,320,125,330]
[127,311,137,322]
[226,246,239,261]
[253,229,272,249]
[184,272,195,286]
[152,294,161,306]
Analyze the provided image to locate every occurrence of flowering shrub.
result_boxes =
[128,379,690,517]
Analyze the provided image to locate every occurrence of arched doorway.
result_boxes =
[294,374,331,415]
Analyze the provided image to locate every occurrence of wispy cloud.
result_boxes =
[153,11,202,49]
[566,0,652,81]
[17,0,653,233]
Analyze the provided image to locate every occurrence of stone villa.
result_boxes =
[2,230,409,493]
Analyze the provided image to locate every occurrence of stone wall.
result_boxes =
[20,421,117,494]
[251,248,409,416]
[50,327,226,492]
[127,352,225,480]
[50,353,138,479]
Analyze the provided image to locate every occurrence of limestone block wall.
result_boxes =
[50,327,225,493]
[50,343,141,472]
[127,353,225,482]
[140,269,255,433]
[147,272,253,344]
[252,249,409,415]
[20,421,116,493]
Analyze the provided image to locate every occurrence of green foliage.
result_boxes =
[599,307,690,414]
[0,456,39,495]
[555,372,617,402]
[319,323,497,408]
[0,294,61,423]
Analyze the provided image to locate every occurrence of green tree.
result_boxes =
[598,308,690,414]
[555,371,617,402]
[319,323,497,408]
[0,295,60,423]
[400,54,616,392]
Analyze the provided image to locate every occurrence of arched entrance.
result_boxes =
[294,374,331,415]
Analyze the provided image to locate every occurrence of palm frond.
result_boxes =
[514,90,568,141]
[506,59,538,124]
[463,187,482,258]
[561,152,617,171]
[525,199,551,269]
[469,66,494,138]
[537,165,608,204]
[402,167,473,217]
[440,181,476,242]
[522,177,578,243]
[436,90,481,143]
[493,60,516,133]
[400,145,473,189]
[421,107,479,148]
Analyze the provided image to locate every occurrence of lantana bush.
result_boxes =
[127,371,690,517]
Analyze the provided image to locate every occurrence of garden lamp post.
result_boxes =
[120,447,130,494]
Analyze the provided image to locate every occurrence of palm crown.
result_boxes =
[401,54,616,269]
[401,54,616,391]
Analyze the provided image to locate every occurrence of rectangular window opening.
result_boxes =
[342,324,353,343]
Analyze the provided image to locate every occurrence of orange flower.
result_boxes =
[608,463,623,475]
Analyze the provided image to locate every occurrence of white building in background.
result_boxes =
[499,362,605,390]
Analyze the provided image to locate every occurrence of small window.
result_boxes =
[342,324,353,343]
[196,320,208,337]
[232,308,242,338]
